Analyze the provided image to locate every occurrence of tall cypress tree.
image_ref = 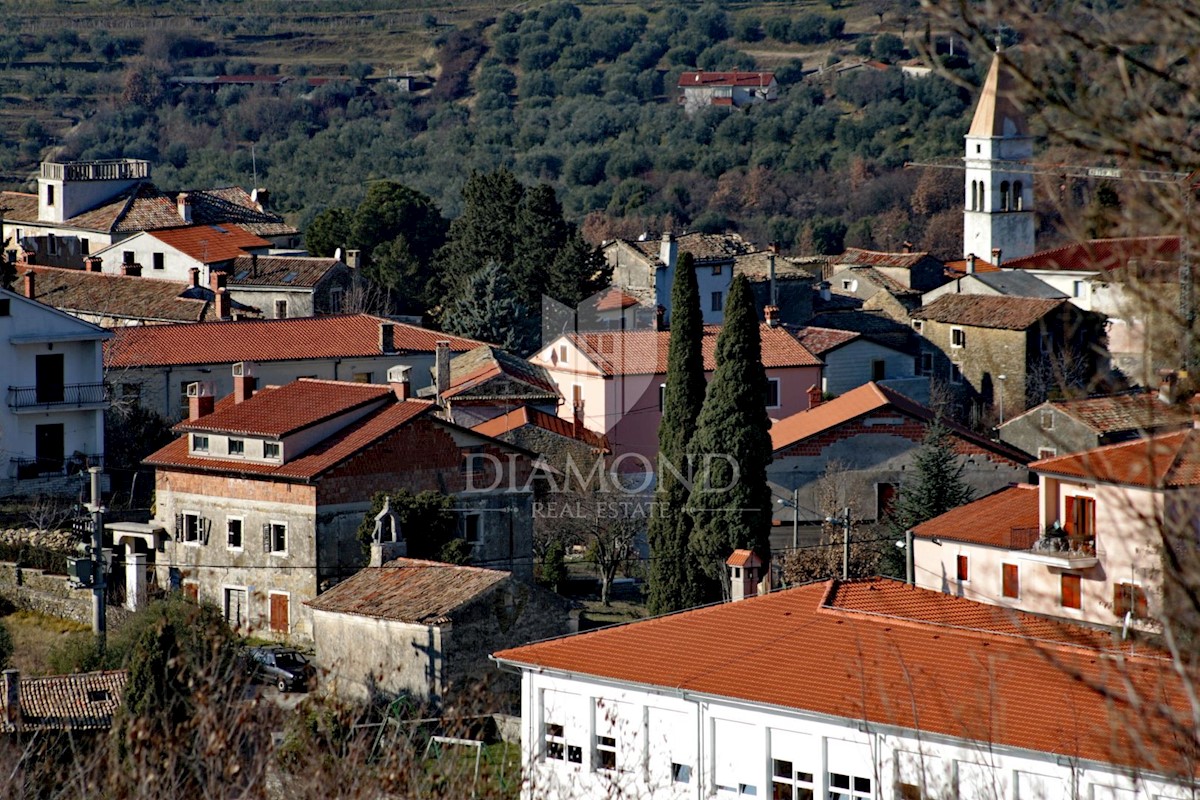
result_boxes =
[687,275,773,602]
[646,252,706,615]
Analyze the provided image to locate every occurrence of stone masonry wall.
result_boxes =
[0,561,132,628]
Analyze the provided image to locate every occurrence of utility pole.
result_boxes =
[791,487,799,550]
[86,467,106,652]
[840,507,850,580]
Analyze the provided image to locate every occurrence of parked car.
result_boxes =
[243,646,315,692]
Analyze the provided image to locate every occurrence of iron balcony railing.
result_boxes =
[8,382,108,409]
[10,454,102,480]
[41,159,150,182]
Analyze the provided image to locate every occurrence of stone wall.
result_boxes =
[0,561,132,628]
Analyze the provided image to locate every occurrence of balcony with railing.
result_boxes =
[10,453,102,481]
[40,159,150,182]
[1017,523,1099,568]
[8,382,108,412]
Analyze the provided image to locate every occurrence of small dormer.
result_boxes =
[727,549,765,602]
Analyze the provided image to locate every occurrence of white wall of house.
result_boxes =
[311,609,444,702]
[513,669,1187,800]
[94,233,218,283]
[0,288,109,496]
[821,340,915,396]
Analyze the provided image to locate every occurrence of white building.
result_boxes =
[0,285,110,497]
[963,52,1036,262]
[92,225,272,285]
[493,577,1195,800]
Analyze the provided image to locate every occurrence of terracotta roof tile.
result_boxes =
[911,294,1068,329]
[567,323,821,376]
[1021,391,1195,436]
[306,558,510,624]
[770,381,1029,464]
[911,484,1040,548]
[677,71,775,88]
[143,225,270,264]
[1004,236,1179,272]
[592,287,641,312]
[440,346,560,401]
[3,670,128,732]
[175,187,299,238]
[472,406,610,452]
[146,396,433,480]
[105,314,484,368]
[228,255,341,288]
[787,325,860,355]
[834,248,934,270]
[495,579,1187,773]
[27,266,259,323]
[1032,429,1200,488]
[176,379,392,437]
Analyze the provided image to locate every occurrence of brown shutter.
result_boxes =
[1002,564,1018,598]
[1064,496,1076,536]
[270,594,289,633]
[1062,574,1081,609]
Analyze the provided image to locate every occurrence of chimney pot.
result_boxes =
[85,256,102,273]
[807,384,823,408]
[818,281,831,303]
[387,364,411,401]
[210,270,227,292]
[187,382,214,420]
[435,340,451,399]
[22,270,34,299]
[3,669,19,729]
[189,267,200,288]
[991,247,1002,266]
[233,363,256,403]
[122,262,142,277]
[966,253,977,274]
[251,187,269,212]
[765,304,781,327]
[346,249,361,270]
[902,240,913,253]
[215,288,231,320]
[177,192,192,224]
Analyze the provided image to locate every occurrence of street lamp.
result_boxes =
[997,374,1007,425]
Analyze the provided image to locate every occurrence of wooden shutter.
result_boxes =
[270,594,289,633]
[956,555,969,581]
[183,583,198,601]
[174,513,184,542]
[1064,496,1076,536]
[1062,574,1081,609]
[262,524,272,553]
[201,518,212,546]
[1002,564,1018,598]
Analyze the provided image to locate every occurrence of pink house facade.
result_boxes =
[532,324,822,472]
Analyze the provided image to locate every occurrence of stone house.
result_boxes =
[224,254,352,319]
[909,294,1107,420]
[472,405,609,475]
[0,668,128,733]
[769,382,1030,524]
[307,557,576,704]
[825,248,947,323]
[676,71,778,113]
[143,374,539,643]
[493,577,1193,800]
[0,284,110,498]
[997,387,1194,459]
[911,429,1200,630]
[421,344,562,428]
[921,266,1065,305]
[0,159,299,258]
[104,314,482,420]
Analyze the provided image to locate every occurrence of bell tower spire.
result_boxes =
[963,51,1035,262]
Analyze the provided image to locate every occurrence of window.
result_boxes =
[328,286,343,313]
[1040,332,1052,354]
[772,760,814,800]
[1065,495,1096,541]
[462,512,482,548]
[228,438,245,456]
[352,372,373,383]
[263,442,281,460]
[950,363,963,384]
[876,483,897,520]
[1062,573,1082,609]
[1040,410,1054,429]
[275,300,288,319]
[123,250,135,266]
[0,299,9,316]
[269,592,289,633]
[1114,582,1149,619]
[672,763,692,783]
[264,521,287,555]
[712,264,723,276]
[47,234,57,256]
[871,359,886,381]
[192,434,209,453]
[179,381,193,415]
[224,587,248,630]
[227,517,243,550]
[120,382,141,402]
[950,327,966,348]
[179,512,205,544]
[152,252,164,271]
[1002,563,1019,598]
[46,185,54,206]
[595,734,617,771]
[559,345,568,362]
[711,291,723,312]
[911,320,923,333]
[956,554,969,582]
[764,378,781,409]
[1013,181,1024,210]
[659,383,666,411]
[841,279,854,291]
[828,772,872,800]
[918,353,933,376]
[969,180,978,211]
[544,723,566,761]
[80,239,89,256]
[999,181,1010,211]
[1038,447,1057,459]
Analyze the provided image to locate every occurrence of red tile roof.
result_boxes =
[911,484,1040,548]
[770,381,1029,464]
[566,323,821,376]
[725,549,760,568]
[105,314,484,368]
[677,71,775,88]
[911,294,1068,330]
[145,396,433,481]
[176,379,392,437]
[834,248,934,270]
[472,406,610,452]
[306,558,510,624]
[495,579,1187,773]
[1032,429,1200,488]
[2,669,128,732]
[145,224,270,264]
[1014,391,1195,436]
[228,255,342,288]
[593,287,641,312]
[1003,236,1179,273]
[787,325,860,355]
[943,257,1000,275]
[28,266,257,323]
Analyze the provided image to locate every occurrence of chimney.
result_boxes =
[215,288,231,320]
[379,322,395,353]
[807,384,823,408]
[189,267,200,288]
[233,362,257,403]
[177,192,192,224]
[251,252,258,277]
[187,382,214,420]
[251,187,269,212]
[659,231,677,270]
[210,270,227,293]
[435,340,451,398]
[122,262,142,277]
[387,364,411,401]
[334,247,343,262]
[345,249,361,269]
[84,256,102,273]
[765,304,781,327]
[3,669,19,728]
[1159,369,1179,405]
[818,281,831,303]
[22,270,34,299]
[768,250,778,306]
[991,247,1002,267]
[902,240,913,253]
[966,253,977,274]
[769,241,780,254]
[727,550,763,602]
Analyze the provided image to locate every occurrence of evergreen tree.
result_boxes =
[547,230,611,309]
[646,252,706,615]
[442,261,538,353]
[304,207,352,258]
[887,422,975,540]
[437,169,526,297]
[687,275,773,602]
[349,181,447,268]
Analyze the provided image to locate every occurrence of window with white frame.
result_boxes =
[950,327,966,348]
[713,718,756,796]
[647,707,692,787]
[461,512,483,548]
[228,438,245,456]
[828,771,871,800]
[769,729,814,800]
[263,441,281,460]
[764,378,781,408]
[264,521,287,555]
[544,723,566,761]
[192,434,209,453]
[593,698,634,773]
[224,586,248,630]
[227,517,243,550]
[918,353,933,376]
[912,320,923,333]
[542,690,583,765]
[176,511,209,545]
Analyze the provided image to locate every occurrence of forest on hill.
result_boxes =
[0,0,1001,261]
